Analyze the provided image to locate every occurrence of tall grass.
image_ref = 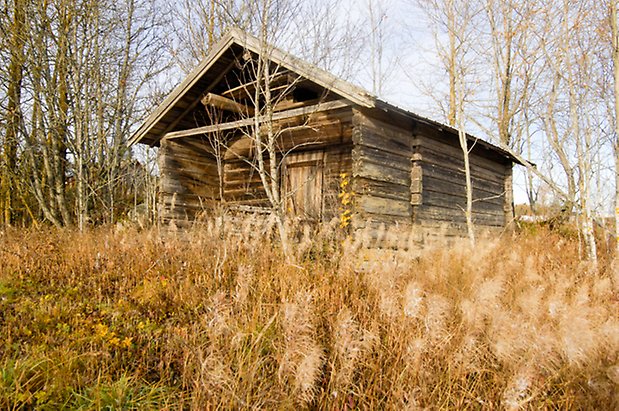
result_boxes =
[0,221,617,409]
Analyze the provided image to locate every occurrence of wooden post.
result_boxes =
[411,153,423,224]
[504,163,514,229]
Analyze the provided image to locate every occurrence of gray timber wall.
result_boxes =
[351,109,513,244]
[221,107,354,219]
[158,137,221,229]
[413,122,512,235]
[351,109,414,231]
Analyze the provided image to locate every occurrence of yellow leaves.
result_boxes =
[338,173,354,229]
[108,336,121,346]
[338,191,354,206]
[121,337,133,349]
[339,209,352,229]
[94,323,109,339]
[94,322,132,349]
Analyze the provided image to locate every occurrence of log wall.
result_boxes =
[351,109,415,245]
[157,104,515,243]
[222,107,354,219]
[350,109,514,246]
[413,122,512,236]
[158,137,221,229]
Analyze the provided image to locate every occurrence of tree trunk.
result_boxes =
[611,0,619,264]
[1,0,25,227]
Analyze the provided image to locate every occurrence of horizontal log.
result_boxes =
[162,138,218,157]
[416,136,508,175]
[223,198,271,207]
[356,195,412,218]
[160,178,220,198]
[422,177,505,207]
[353,160,410,187]
[224,172,266,185]
[416,206,505,227]
[352,177,410,202]
[159,155,220,177]
[352,227,417,250]
[352,145,411,172]
[224,186,268,199]
[224,121,347,160]
[414,122,511,165]
[159,154,221,173]
[159,144,220,163]
[202,92,254,115]
[420,149,506,185]
[419,195,505,216]
[159,192,219,205]
[160,169,220,188]
[422,164,505,194]
[351,212,412,227]
[353,111,414,147]
[352,126,413,158]
[164,100,351,140]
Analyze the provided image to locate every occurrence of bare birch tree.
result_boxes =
[416,0,481,243]
[0,0,25,226]
[532,0,600,265]
[0,0,168,228]
[610,0,619,263]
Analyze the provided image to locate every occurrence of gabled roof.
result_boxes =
[129,28,519,164]
[129,28,375,146]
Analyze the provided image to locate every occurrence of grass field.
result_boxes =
[0,223,618,409]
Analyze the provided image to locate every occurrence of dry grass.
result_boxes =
[0,220,617,409]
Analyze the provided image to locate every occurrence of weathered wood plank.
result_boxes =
[417,136,508,175]
[160,178,220,198]
[352,177,410,202]
[224,186,268,199]
[352,126,413,158]
[420,188,505,211]
[353,161,410,187]
[164,100,351,140]
[356,195,412,217]
[422,164,505,194]
[224,120,349,160]
[420,150,506,185]
[202,92,255,115]
[422,176,505,206]
[351,212,412,228]
[352,145,411,172]
[416,206,505,226]
[353,110,415,147]
[162,138,218,157]
[414,122,510,165]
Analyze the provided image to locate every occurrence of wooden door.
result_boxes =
[283,151,324,221]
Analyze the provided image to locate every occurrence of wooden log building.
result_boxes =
[129,29,520,243]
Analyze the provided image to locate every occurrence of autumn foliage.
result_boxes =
[0,222,617,409]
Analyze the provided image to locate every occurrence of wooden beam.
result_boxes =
[202,93,254,115]
[162,99,350,140]
[129,34,238,146]
[273,97,320,112]
[221,71,296,100]
[156,58,240,142]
